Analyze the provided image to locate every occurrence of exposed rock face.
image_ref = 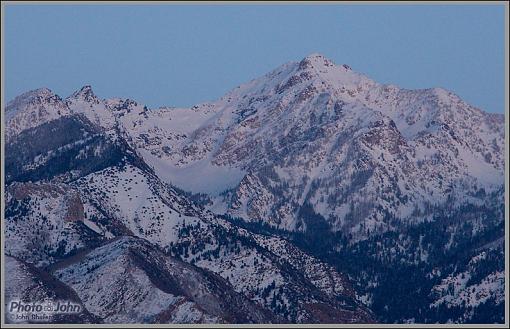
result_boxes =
[50,236,277,324]
[64,193,85,222]
[4,100,375,324]
[3,53,504,324]
[74,54,502,238]
[5,88,71,141]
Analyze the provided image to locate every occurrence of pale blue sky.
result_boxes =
[4,4,506,113]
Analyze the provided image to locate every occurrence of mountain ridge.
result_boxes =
[4,53,505,324]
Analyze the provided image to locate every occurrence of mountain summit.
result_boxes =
[5,87,70,139]
[4,54,505,324]
[68,85,98,103]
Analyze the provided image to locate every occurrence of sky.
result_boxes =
[3,4,506,113]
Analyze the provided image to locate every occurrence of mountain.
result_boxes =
[5,88,71,141]
[112,53,503,234]
[4,96,374,324]
[48,236,276,324]
[3,53,505,324]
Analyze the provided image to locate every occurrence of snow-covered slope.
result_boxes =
[66,85,117,130]
[5,88,71,141]
[50,236,275,324]
[429,241,505,323]
[4,256,98,324]
[3,107,374,324]
[3,53,505,324]
[5,181,104,266]
[83,53,503,236]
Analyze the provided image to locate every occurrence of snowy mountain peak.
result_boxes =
[5,87,70,140]
[297,53,362,76]
[3,54,505,324]
[68,85,99,103]
[291,54,376,95]
[6,87,61,109]
[298,53,336,70]
[21,87,54,97]
[65,85,118,130]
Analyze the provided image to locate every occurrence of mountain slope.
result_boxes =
[3,101,375,324]
[49,236,276,324]
[3,53,505,324]
[101,54,504,237]
[4,256,98,324]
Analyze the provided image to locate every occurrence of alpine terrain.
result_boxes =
[3,53,505,324]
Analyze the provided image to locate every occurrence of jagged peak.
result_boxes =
[8,87,57,104]
[298,53,336,70]
[303,52,328,60]
[78,84,93,93]
[27,87,54,96]
[68,85,98,103]
[6,88,63,114]
[298,53,352,72]
[4,87,70,137]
